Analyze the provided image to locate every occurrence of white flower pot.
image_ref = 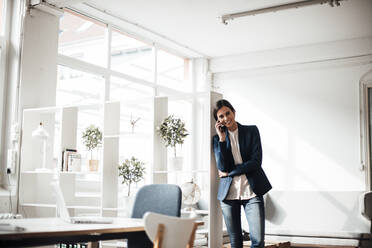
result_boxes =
[122,195,135,217]
[169,156,183,171]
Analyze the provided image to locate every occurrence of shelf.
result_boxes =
[75,192,101,198]
[21,171,55,174]
[76,178,101,183]
[104,135,120,138]
[60,171,100,175]
[20,203,100,210]
[21,203,55,208]
[102,207,125,211]
[66,205,101,210]
[104,132,152,139]
[153,170,208,174]
[22,171,101,175]
[120,131,152,138]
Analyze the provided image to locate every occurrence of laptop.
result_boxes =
[51,182,113,224]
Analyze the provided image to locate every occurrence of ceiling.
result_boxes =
[70,0,372,58]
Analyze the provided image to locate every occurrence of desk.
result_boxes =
[0,217,144,247]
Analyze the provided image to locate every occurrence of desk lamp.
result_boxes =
[32,122,50,171]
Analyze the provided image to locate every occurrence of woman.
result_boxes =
[213,99,272,248]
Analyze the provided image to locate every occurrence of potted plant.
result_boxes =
[118,156,146,197]
[82,125,102,171]
[157,115,189,170]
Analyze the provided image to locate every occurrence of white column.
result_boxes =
[153,96,168,184]
[209,91,223,248]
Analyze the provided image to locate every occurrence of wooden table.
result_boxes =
[0,217,145,247]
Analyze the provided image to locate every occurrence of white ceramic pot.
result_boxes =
[89,160,99,171]
[169,156,183,171]
[122,195,135,217]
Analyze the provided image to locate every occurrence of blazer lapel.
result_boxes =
[237,123,246,160]
[226,130,231,150]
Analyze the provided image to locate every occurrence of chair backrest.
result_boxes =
[361,191,372,220]
[131,184,182,218]
[144,212,197,248]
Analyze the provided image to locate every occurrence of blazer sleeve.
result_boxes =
[213,135,233,172]
[228,126,262,177]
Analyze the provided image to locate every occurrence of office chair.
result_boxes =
[131,184,182,218]
[128,184,182,248]
[361,191,372,232]
[144,212,197,248]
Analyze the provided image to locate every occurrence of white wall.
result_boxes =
[20,8,59,109]
[215,64,369,191]
[211,38,372,234]
[0,5,60,212]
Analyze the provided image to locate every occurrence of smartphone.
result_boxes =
[218,121,225,132]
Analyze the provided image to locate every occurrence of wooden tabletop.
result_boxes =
[0,217,204,247]
[0,217,145,247]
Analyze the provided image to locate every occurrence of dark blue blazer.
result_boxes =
[213,123,272,201]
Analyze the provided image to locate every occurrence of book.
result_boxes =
[67,152,81,172]
[61,148,77,171]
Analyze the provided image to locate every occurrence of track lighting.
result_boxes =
[220,0,344,25]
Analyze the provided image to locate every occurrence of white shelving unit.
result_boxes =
[18,93,217,247]
[19,102,120,218]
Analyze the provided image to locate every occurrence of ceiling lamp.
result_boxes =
[220,0,344,25]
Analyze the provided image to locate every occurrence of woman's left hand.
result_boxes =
[218,170,228,178]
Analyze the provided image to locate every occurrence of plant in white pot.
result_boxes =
[157,115,189,171]
[118,156,146,197]
[118,156,146,217]
[82,125,102,171]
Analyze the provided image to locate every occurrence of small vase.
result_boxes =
[123,195,135,217]
[169,157,183,171]
[89,159,99,171]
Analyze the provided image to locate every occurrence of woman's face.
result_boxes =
[216,106,236,129]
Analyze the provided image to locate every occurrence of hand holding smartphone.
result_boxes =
[216,120,226,141]
[218,121,225,132]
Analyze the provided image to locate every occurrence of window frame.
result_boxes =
[361,80,372,191]
[0,0,9,158]
[58,10,192,103]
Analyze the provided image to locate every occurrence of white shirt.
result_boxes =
[225,128,256,200]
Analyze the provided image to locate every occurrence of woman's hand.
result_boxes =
[215,121,226,142]
[218,170,228,178]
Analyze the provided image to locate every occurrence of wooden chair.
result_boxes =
[128,184,182,248]
[144,212,198,248]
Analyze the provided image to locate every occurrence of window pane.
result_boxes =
[59,10,107,67]
[111,29,154,82]
[0,0,3,35]
[56,65,105,106]
[110,76,154,102]
[157,50,191,92]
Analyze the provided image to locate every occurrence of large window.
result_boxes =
[0,0,4,35]
[157,49,191,92]
[56,9,198,212]
[56,65,105,106]
[59,10,107,67]
[111,29,154,82]
[0,0,7,152]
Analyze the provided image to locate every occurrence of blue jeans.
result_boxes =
[220,196,265,248]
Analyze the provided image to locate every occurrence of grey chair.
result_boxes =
[361,191,372,232]
[131,184,182,218]
[128,184,182,248]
